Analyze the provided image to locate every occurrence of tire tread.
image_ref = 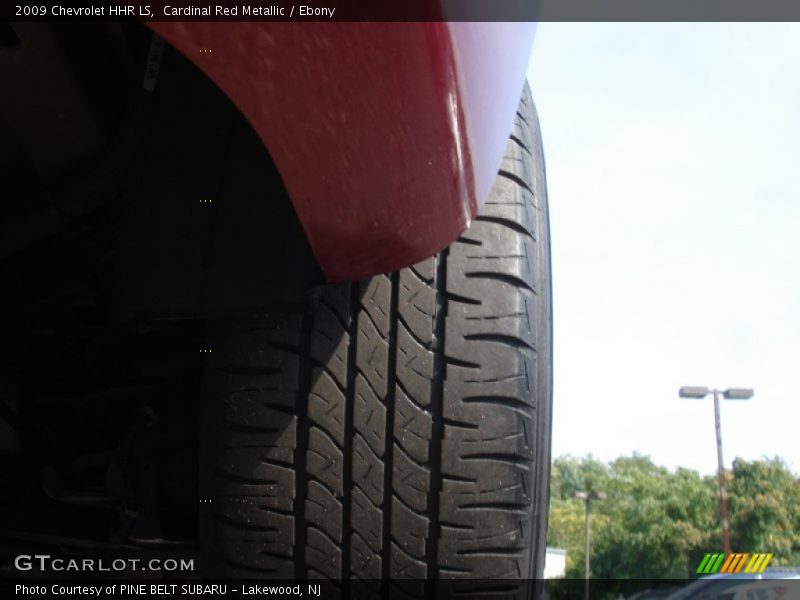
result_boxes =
[203,82,552,584]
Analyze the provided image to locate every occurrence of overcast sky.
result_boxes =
[526,23,800,476]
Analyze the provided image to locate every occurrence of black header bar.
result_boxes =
[6,0,800,22]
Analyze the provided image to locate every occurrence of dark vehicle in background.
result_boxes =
[0,20,552,584]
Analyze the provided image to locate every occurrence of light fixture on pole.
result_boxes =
[573,490,606,600]
[678,386,754,553]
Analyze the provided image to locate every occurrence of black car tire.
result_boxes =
[200,82,552,585]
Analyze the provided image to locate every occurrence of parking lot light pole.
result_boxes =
[573,490,606,600]
[678,386,754,554]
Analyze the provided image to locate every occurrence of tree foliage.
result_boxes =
[547,454,800,580]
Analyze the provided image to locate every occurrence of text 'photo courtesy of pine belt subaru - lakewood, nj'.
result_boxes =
[0,14,552,593]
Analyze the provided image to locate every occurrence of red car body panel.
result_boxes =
[148,22,535,281]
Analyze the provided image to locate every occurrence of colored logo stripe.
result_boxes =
[720,553,749,573]
[744,553,773,574]
[697,553,725,574]
[696,552,773,574]
[732,553,749,573]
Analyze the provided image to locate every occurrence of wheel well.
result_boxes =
[0,20,321,322]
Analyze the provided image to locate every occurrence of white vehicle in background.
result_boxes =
[664,569,800,600]
[717,579,800,600]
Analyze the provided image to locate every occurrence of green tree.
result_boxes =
[546,454,799,583]
[591,455,716,579]
[727,456,800,564]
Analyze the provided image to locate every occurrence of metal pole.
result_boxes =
[584,497,591,600]
[713,389,731,553]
